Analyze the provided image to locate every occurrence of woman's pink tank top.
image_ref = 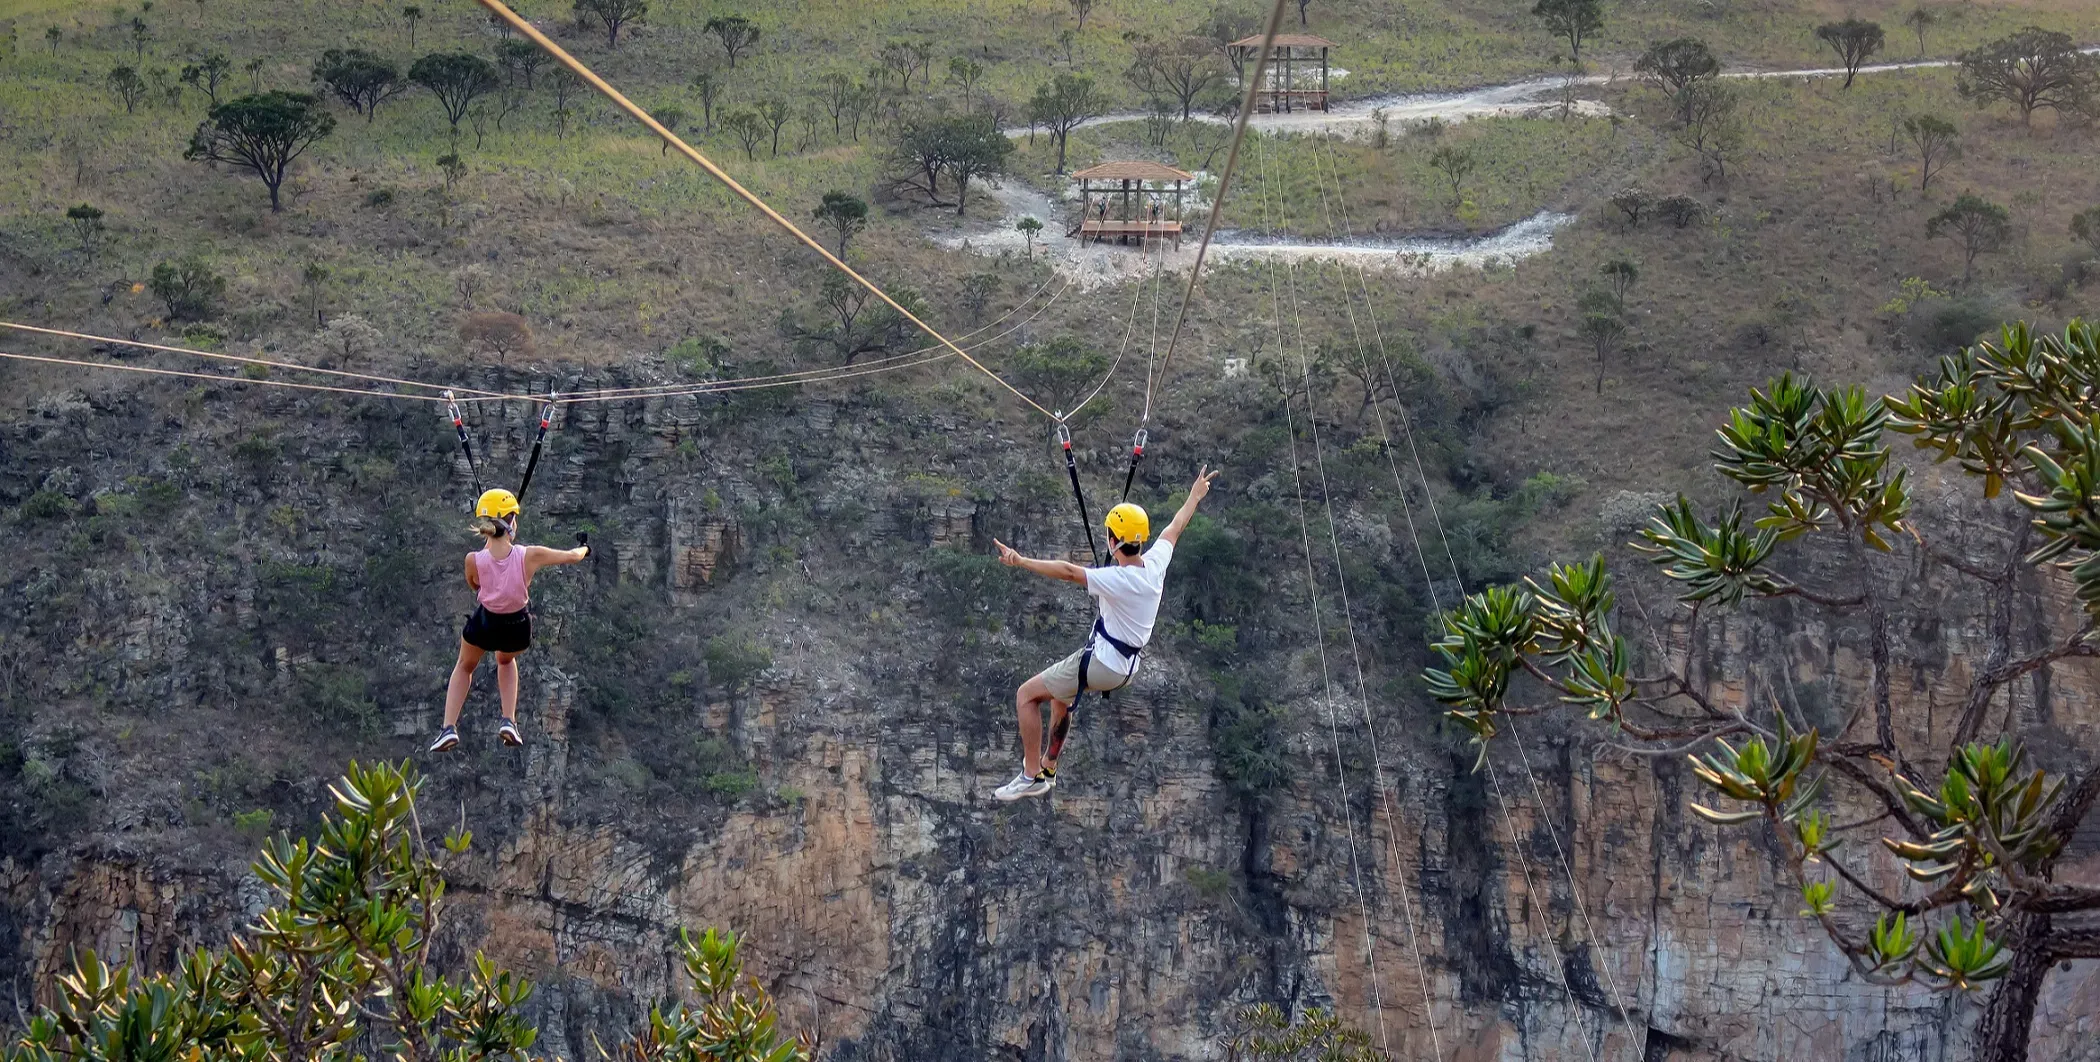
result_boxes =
[473,546,530,613]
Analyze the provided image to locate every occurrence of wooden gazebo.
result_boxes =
[1069,161,1192,248]
[1230,33,1336,113]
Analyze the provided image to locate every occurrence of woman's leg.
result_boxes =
[495,651,521,721]
[443,640,486,726]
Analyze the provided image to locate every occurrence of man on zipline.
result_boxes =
[990,466,1219,801]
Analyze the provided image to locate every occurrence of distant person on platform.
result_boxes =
[989,466,1220,801]
[428,488,589,753]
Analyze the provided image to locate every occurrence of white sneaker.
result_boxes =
[994,771,1055,802]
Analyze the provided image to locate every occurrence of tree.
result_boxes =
[1927,193,2011,283]
[942,114,1012,216]
[45,26,60,54]
[817,71,853,135]
[1677,79,1743,185]
[722,108,765,160]
[1531,0,1604,69]
[314,313,382,363]
[107,65,147,114]
[1956,28,2099,128]
[1428,143,1476,209]
[184,91,334,211]
[1815,19,1885,89]
[1902,114,1960,192]
[180,52,232,106]
[948,56,985,106]
[313,48,404,122]
[1600,257,1638,302]
[1577,290,1627,392]
[813,190,867,255]
[574,0,645,48]
[244,55,264,93]
[2,761,813,1062]
[760,98,792,157]
[1295,0,1313,29]
[402,5,422,49]
[549,68,580,137]
[2072,206,2100,256]
[1657,193,1704,229]
[148,254,224,319]
[959,271,1000,322]
[1068,0,1093,32]
[705,15,760,69]
[1017,215,1043,257]
[1206,4,1260,82]
[691,68,723,133]
[1425,325,2100,1062]
[65,204,105,260]
[301,258,327,326]
[652,106,685,154]
[1028,73,1105,174]
[409,52,500,140]
[1903,6,1937,59]
[1610,185,1654,227]
[128,17,149,62]
[1634,37,1719,123]
[787,273,925,362]
[461,311,533,363]
[1127,36,1225,121]
[495,38,548,89]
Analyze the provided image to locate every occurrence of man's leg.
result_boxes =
[1044,697,1072,773]
[1014,674,1055,776]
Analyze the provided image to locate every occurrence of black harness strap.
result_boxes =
[1047,618,1145,771]
[514,392,558,505]
[1057,421,1101,566]
[1119,427,1147,502]
[443,391,486,495]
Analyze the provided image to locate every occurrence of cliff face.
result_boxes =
[2,373,2096,1062]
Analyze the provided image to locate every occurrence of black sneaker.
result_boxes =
[428,725,460,753]
[498,719,523,747]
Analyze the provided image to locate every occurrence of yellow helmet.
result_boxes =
[475,488,520,520]
[1104,502,1149,545]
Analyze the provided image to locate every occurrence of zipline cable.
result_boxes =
[0,320,526,400]
[1140,0,1292,425]
[1256,134,1392,1056]
[1307,137,1641,1056]
[474,0,1055,421]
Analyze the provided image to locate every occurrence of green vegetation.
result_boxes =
[1426,322,2100,1062]
[0,761,810,1062]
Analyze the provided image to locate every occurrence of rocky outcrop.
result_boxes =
[1,381,2094,1062]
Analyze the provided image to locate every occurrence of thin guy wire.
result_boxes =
[1298,139,1447,1062]
[475,0,1055,420]
[1067,234,1163,420]
[557,272,1069,401]
[0,321,525,399]
[1257,134,1391,1056]
[0,348,461,401]
[1486,755,1604,1062]
[1302,138,1629,1053]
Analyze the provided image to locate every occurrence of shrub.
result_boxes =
[460,311,533,363]
[704,635,771,694]
[19,489,77,521]
[149,255,226,320]
[1657,194,1704,229]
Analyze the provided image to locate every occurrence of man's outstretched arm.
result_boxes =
[995,539,1089,585]
[1159,465,1220,546]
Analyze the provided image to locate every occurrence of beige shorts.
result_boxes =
[1037,646,1132,703]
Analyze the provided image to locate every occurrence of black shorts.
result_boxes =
[462,606,532,654]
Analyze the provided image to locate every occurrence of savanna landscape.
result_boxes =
[1,0,2099,1058]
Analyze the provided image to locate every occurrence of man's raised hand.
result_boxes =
[1189,465,1220,503]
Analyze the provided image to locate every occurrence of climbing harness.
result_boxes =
[443,390,487,495]
[1056,421,1101,566]
[1045,617,1143,772]
[514,393,558,506]
[445,387,564,519]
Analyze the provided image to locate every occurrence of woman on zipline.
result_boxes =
[990,466,1219,800]
[429,488,589,752]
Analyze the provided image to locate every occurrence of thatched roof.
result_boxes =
[1230,33,1338,49]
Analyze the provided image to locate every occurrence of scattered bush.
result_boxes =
[460,311,533,363]
[703,635,771,694]
[1657,194,1704,229]
[148,255,226,320]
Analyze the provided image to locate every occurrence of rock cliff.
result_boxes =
[1,368,2095,1062]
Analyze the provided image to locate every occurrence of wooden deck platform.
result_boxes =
[1072,219,1183,247]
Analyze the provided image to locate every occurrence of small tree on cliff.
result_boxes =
[0,761,811,1062]
[1425,320,2100,1062]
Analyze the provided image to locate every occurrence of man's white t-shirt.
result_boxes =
[1082,539,1175,675]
